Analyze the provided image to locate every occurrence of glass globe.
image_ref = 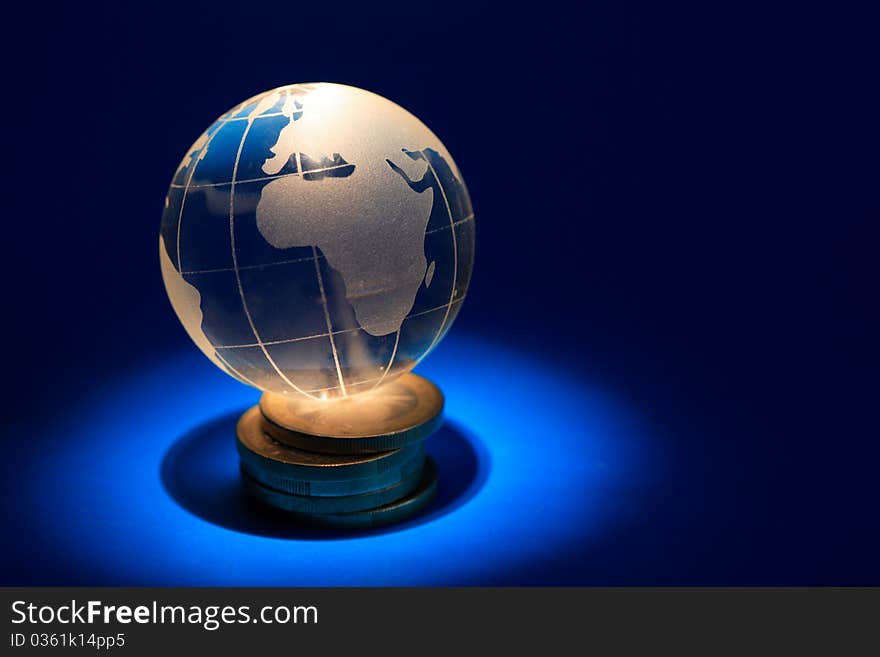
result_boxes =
[160,83,474,399]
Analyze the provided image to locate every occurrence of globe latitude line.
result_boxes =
[217,111,284,122]
[169,162,354,190]
[178,213,473,276]
[210,295,466,350]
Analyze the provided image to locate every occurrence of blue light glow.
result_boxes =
[27,334,655,585]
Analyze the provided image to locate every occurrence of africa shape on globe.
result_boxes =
[159,83,474,399]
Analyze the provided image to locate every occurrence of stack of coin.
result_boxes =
[236,373,442,528]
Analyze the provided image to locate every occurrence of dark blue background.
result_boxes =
[3,1,878,584]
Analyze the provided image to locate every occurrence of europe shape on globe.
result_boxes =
[160,83,474,399]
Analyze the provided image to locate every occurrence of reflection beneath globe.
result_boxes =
[259,372,443,438]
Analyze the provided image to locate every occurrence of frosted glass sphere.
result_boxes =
[160,83,474,399]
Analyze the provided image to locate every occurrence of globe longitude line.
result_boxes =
[366,151,462,392]
[174,126,218,272]
[220,87,281,121]
[370,328,401,391]
[227,99,319,400]
[417,149,460,364]
[174,86,279,270]
[311,245,348,396]
[367,159,473,391]
[172,122,260,388]
[291,118,346,396]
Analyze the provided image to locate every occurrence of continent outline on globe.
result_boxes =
[159,83,474,399]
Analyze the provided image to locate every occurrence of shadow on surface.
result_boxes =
[160,409,489,540]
